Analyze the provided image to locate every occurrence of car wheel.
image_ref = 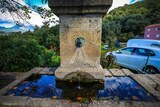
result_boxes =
[145,66,159,74]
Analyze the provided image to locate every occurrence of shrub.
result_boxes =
[43,49,56,67]
[51,56,60,67]
[0,37,46,72]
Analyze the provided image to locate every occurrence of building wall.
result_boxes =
[144,25,160,40]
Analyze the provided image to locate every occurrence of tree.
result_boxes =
[122,14,150,35]
[0,0,54,25]
[102,21,121,42]
[144,0,160,11]
[0,37,46,72]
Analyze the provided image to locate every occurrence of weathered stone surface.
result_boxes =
[135,75,157,89]
[39,67,56,75]
[155,74,160,79]
[49,0,112,81]
[0,96,160,107]
[104,69,112,77]
[55,15,105,81]
[55,66,105,81]
[122,69,134,76]
[147,75,160,91]
[48,0,113,15]
[109,69,125,76]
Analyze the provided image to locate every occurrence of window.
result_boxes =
[120,48,134,55]
[135,48,155,56]
[149,50,156,56]
[146,34,150,38]
[156,28,160,31]
[156,34,160,38]
[148,28,150,31]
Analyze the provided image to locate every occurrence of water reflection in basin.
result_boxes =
[6,75,156,102]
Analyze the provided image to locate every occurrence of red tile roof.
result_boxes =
[146,24,160,28]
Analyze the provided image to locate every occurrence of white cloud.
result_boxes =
[16,0,25,5]
[27,11,44,27]
[0,23,15,28]
[0,0,58,27]
[109,0,130,12]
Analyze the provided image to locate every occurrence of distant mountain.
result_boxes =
[0,25,34,32]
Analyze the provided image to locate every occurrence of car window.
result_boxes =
[149,50,156,56]
[121,48,134,55]
[135,48,155,56]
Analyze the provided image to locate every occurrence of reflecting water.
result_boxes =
[6,75,156,102]
[98,77,155,101]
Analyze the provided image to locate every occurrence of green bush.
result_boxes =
[43,49,56,67]
[51,56,60,67]
[0,37,46,72]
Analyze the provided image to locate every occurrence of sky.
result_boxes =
[0,0,142,32]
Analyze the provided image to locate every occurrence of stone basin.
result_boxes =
[0,68,160,107]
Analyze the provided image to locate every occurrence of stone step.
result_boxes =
[147,75,160,91]
[122,69,134,76]
[155,74,160,79]
[104,69,112,77]
[135,75,157,89]
[39,67,56,74]
[109,69,125,76]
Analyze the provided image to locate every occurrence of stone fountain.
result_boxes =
[1,1,160,106]
[48,0,113,81]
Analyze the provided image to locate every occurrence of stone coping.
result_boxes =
[0,96,160,107]
[49,0,113,7]
[0,67,160,107]
[48,0,113,15]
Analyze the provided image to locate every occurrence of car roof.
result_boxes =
[128,39,160,42]
[125,46,160,51]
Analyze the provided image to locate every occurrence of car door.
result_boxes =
[114,47,134,67]
[128,48,148,71]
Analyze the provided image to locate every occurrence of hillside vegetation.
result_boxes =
[0,25,60,72]
[102,0,160,43]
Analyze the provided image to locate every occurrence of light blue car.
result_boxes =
[106,46,160,74]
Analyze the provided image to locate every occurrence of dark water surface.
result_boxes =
[6,75,156,102]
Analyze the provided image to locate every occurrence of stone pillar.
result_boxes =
[49,0,112,82]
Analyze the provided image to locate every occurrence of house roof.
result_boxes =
[146,24,160,28]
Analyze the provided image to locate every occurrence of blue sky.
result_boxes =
[0,0,142,32]
[25,0,48,7]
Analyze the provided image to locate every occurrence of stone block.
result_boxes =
[49,0,113,15]
[55,66,105,81]
[109,69,125,76]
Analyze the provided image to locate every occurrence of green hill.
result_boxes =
[102,0,160,42]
